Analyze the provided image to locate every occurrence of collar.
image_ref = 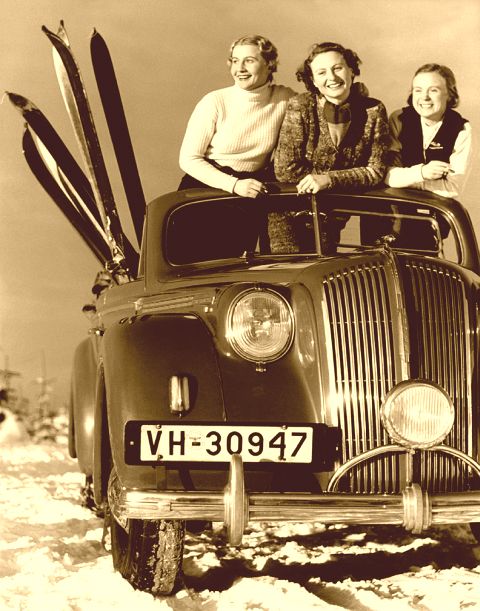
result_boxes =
[421,116,443,131]
[233,82,272,98]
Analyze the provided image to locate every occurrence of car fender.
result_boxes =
[102,313,224,488]
[70,336,98,475]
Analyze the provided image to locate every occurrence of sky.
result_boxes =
[1,0,479,406]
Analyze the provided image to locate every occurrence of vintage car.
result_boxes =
[69,185,480,595]
[10,22,480,598]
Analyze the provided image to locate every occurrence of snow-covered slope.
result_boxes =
[1,433,480,609]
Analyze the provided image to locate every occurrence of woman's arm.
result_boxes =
[385,122,473,198]
[326,102,390,189]
[274,96,312,182]
[179,94,238,193]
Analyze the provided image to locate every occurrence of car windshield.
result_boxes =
[165,192,459,265]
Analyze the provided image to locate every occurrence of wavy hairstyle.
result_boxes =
[407,63,459,109]
[227,35,278,81]
[296,42,362,94]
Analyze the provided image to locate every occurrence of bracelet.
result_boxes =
[420,164,426,180]
[232,178,239,194]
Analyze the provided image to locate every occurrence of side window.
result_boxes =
[166,201,261,264]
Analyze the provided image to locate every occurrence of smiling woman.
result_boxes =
[274,41,389,194]
[384,63,473,199]
[271,41,389,252]
[178,34,295,198]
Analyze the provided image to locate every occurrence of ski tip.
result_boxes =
[90,29,106,46]
[5,91,30,109]
[42,22,70,46]
[42,24,59,45]
[57,20,70,44]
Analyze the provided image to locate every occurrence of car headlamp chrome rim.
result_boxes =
[381,380,454,449]
[226,288,294,363]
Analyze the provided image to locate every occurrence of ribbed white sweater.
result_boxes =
[179,82,295,192]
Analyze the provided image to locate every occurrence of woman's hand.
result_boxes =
[233,178,268,198]
[296,173,331,194]
[421,160,452,180]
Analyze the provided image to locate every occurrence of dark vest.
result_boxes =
[398,106,466,165]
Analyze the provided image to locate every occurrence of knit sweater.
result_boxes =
[179,83,295,193]
[274,90,390,189]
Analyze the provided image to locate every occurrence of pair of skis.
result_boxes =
[8,21,146,281]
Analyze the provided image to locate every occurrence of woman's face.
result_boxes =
[411,71,449,123]
[311,51,354,104]
[230,44,270,91]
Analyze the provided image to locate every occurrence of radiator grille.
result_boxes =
[403,259,472,492]
[323,256,473,494]
[323,259,401,493]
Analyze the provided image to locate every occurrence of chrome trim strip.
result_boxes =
[435,445,480,478]
[134,290,217,314]
[98,302,137,318]
[326,444,480,494]
[326,444,408,492]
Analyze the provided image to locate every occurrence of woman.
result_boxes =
[385,63,472,199]
[274,42,389,193]
[272,42,389,252]
[178,35,295,198]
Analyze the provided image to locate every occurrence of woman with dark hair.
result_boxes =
[178,35,295,198]
[274,41,389,194]
[385,63,472,198]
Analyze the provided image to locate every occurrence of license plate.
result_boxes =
[133,424,313,464]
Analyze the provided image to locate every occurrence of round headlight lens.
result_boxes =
[227,289,294,362]
[381,380,454,449]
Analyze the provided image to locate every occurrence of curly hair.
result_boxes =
[407,63,459,109]
[296,42,362,94]
[227,35,278,81]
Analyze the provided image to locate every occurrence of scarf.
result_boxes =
[322,99,352,147]
[323,99,352,124]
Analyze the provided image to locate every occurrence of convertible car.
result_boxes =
[10,23,480,598]
[70,185,480,595]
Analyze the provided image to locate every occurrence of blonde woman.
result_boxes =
[179,35,295,198]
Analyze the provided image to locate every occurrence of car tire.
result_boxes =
[470,523,480,543]
[111,516,185,595]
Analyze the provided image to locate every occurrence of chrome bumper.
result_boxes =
[109,455,480,545]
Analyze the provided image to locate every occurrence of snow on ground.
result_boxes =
[1,411,480,610]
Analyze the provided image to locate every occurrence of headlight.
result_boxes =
[226,288,294,363]
[381,380,454,449]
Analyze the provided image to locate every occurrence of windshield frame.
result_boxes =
[163,191,460,264]
[143,186,480,287]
